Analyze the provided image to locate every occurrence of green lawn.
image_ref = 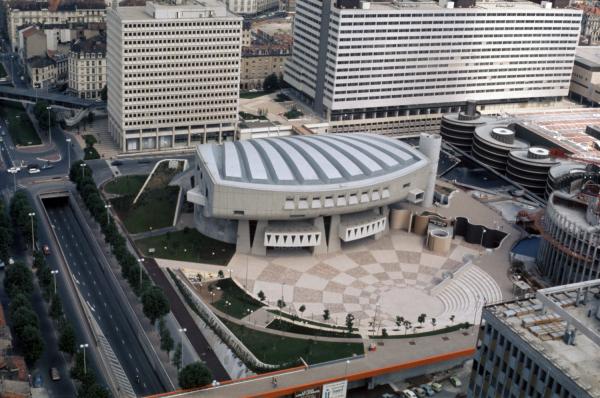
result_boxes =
[221,319,364,367]
[240,91,269,99]
[267,318,361,338]
[0,102,41,146]
[213,278,263,318]
[110,186,179,233]
[135,228,235,265]
[104,175,148,196]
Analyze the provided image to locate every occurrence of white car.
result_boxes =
[28,168,40,174]
[8,166,20,173]
[402,390,418,398]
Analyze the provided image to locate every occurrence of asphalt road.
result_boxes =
[44,197,165,396]
[144,258,230,381]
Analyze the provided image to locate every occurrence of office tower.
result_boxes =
[107,0,242,153]
[284,0,582,135]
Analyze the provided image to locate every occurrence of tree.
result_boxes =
[395,316,404,330]
[217,270,224,278]
[8,293,30,319]
[276,299,286,311]
[142,286,170,324]
[50,293,63,320]
[11,307,38,336]
[263,73,280,92]
[59,322,77,356]
[178,362,213,389]
[403,320,412,335]
[417,313,427,326]
[19,325,44,364]
[323,309,330,321]
[298,304,306,317]
[4,262,33,298]
[450,315,455,324]
[172,343,182,370]
[345,313,355,335]
[33,100,54,130]
[257,290,266,302]
[431,317,437,330]
[381,328,388,337]
[159,321,175,356]
[100,85,107,101]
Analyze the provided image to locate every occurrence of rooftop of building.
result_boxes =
[474,124,530,150]
[508,108,600,163]
[114,0,236,19]
[485,279,600,397]
[8,0,106,12]
[338,0,580,12]
[70,34,106,55]
[508,147,560,165]
[198,133,428,189]
[27,55,55,68]
[574,46,600,71]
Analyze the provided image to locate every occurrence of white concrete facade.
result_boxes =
[106,1,242,153]
[226,0,279,15]
[68,37,106,99]
[187,133,439,254]
[285,0,582,132]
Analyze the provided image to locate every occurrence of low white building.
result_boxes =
[226,0,279,16]
[187,133,441,255]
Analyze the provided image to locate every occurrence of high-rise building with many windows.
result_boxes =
[107,0,242,153]
[284,0,582,135]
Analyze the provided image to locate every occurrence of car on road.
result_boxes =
[111,160,123,166]
[42,245,50,255]
[8,166,20,173]
[449,376,462,388]
[42,163,54,170]
[412,387,426,398]
[32,373,43,388]
[28,167,41,174]
[420,384,435,396]
[50,367,60,381]
[137,159,151,164]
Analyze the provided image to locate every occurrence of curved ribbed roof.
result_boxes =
[197,133,427,187]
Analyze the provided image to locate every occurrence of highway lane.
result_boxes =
[45,199,165,396]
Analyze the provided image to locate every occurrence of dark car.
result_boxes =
[111,160,123,166]
[137,159,151,164]
[32,373,43,388]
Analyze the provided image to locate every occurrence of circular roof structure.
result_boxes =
[197,133,429,190]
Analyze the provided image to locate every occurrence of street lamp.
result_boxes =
[28,212,35,251]
[80,162,87,179]
[104,204,112,225]
[66,138,71,170]
[79,344,89,374]
[178,328,187,368]
[345,359,350,376]
[46,106,52,145]
[51,270,59,294]
[7,168,19,192]
[137,258,145,288]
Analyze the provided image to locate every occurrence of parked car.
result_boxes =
[111,160,123,166]
[50,367,60,381]
[137,159,151,164]
[402,390,417,398]
[420,384,435,396]
[449,376,462,388]
[412,387,426,398]
[430,382,443,393]
[32,373,43,388]
[42,245,50,256]
[28,167,40,174]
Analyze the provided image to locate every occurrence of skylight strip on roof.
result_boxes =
[287,138,342,180]
[303,138,363,177]
[239,140,268,180]
[271,140,319,181]
[332,135,398,167]
[223,142,242,179]
[254,140,295,181]
[351,134,413,162]
[313,135,384,172]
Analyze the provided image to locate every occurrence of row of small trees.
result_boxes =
[9,190,36,247]
[69,160,170,324]
[0,199,11,264]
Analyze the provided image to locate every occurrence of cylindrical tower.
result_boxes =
[439,107,487,151]
[419,133,441,208]
[506,147,559,197]
[471,125,529,172]
[537,190,600,285]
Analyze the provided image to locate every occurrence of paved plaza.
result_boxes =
[226,229,502,334]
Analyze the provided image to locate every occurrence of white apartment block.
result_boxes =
[68,36,106,99]
[226,0,279,15]
[285,0,582,135]
[107,1,242,153]
[6,1,106,52]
